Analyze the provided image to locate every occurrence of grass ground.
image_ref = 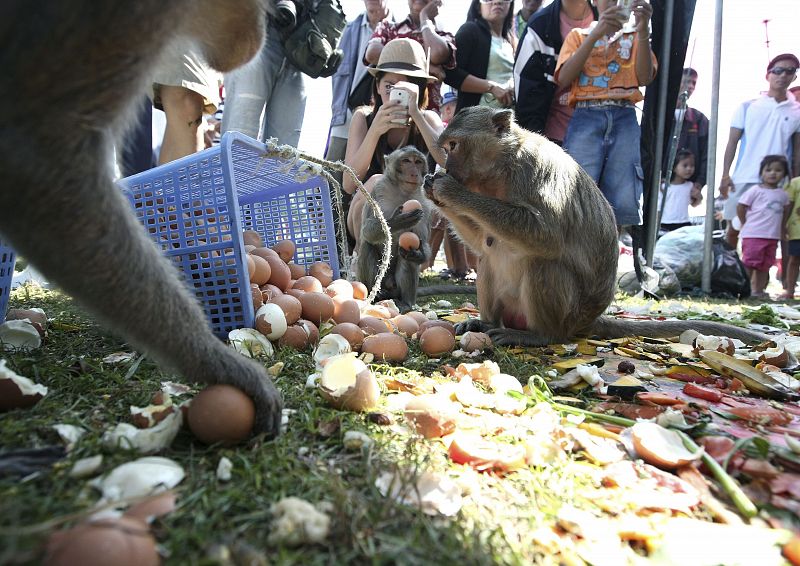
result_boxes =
[0,279,795,565]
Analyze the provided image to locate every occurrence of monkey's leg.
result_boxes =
[0,135,282,436]
[433,175,561,254]
[396,246,427,311]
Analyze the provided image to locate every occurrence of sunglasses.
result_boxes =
[769,67,798,76]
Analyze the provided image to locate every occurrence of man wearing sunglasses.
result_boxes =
[720,53,800,248]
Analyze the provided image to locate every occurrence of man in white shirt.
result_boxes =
[720,53,800,248]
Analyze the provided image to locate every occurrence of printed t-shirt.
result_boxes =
[738,185,790,240]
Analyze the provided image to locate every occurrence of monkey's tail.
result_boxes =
[590,315,770,344]
[417,285,478,297]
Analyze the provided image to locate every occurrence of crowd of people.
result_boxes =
[124,0,800,297]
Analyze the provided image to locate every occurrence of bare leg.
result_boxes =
[158,85,205,164]
[444,231,467,276]
[726,226,739,249]
[783,255,800,299]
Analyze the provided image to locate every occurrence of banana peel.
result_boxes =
[699,350,800,401]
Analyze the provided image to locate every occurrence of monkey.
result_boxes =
[354,146,432,312]
[0,0,283,437]
[424,106,768,346]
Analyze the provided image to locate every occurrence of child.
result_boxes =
[439,90,457,126]
[555,0,656,227]
[737,155,791,298]
[658,149,702,232]
[781,173,800,299]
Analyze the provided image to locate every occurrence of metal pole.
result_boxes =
[645,0,675,264]
[701,0,723,292]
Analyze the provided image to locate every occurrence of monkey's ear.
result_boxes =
[491,109,514,135]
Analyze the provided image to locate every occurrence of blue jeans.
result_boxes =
[222,25,306,146]
[563,106,644,226]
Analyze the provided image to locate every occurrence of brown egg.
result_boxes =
[250,246,280,262]
[288,262,306,280]
[398,232,420,250]
[406,311,428,326]
[244,244,257,254]
[293,275,323,294]
[246,254,256,280]
[359,315,394,335]
[299,292,335,325]
[265,255,291,291]
[402,199,422,213]
[278,324,312,350]
[362,332,409,362]
[271,240,295,263]
[260,283,283,303]
[333,299,361,325]
[308,261,334,287]
[392,315,419,338]
[331,322,366,350]
[45,516,159,566]
[187,385,255,446]
[297,319,320,345]
[418,319,456,338]
[269,294,303,325]
[242,229,264,248]
[351,280,368,300]
[250,284,264,310]
[325,279,354,299]
[419,326,455,357]
[250,254,272,286]
[460,331,492,352]
[285,288,305,300]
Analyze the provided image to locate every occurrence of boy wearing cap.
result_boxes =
[439,89,457,124]
[720,53,800,248]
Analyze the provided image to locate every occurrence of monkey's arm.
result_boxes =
[362,208,424,245]
[432,174,561,253]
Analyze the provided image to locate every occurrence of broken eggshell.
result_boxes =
[255,303,288,341]
[228,328,274,358]
[629,422,704,470]
[404,394,459,438]
[313,333,351,369]
[102,410,183,454]
[90,456,185,503]
[0,359,48,411]
[459,331,492,352]
[318,353,380,412]
[0,319,42,351]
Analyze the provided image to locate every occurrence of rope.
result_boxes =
[259,139,391,304]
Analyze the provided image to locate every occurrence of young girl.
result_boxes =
[736,155,791,298]
[659,149,702,232]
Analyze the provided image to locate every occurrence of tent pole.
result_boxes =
[645,0,675,264]
[701,0,723,293]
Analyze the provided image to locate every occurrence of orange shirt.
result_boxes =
[555,25,657,107]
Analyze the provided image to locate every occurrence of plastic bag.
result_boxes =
[654,225,705,288]
[711,238,750,298]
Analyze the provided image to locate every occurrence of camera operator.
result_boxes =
[221,2,306,146]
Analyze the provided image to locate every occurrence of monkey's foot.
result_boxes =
[455,318,494,335]
[487,328,551,347]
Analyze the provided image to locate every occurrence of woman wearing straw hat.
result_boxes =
[343,39,447,196]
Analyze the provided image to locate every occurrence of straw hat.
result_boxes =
[367,38,436,82]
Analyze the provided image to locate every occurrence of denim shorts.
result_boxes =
[563,106,644,226]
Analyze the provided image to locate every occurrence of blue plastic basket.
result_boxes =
[0,239,15,324]
[120,132,339,337]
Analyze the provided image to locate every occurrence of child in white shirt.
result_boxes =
[659,149,702,231]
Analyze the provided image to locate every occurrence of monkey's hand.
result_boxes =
[423,171,447,202]
[398,246,426,264]
[387,207,424,231]
[487,328,551,347]
[425,173,462,208]
[455,318,495,335]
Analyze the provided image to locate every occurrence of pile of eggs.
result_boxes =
[241,230,485,360]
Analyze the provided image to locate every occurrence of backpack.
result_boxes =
[280,0,346,79]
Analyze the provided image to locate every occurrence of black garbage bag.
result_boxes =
[711,238,750,298]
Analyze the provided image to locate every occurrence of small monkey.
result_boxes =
[426,107,767,345]
[356,146,432,312]
[0,0,283,436]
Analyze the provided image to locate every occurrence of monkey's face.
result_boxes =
[395,153,428,186]
[437,107,515,184]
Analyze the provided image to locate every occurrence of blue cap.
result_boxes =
[441,90,457,106]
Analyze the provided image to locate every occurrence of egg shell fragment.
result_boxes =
[630,422,704,470]
[0,359,48,411]
[255,303,289,340]
[404,395,458,438]
[318,354,380,412]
